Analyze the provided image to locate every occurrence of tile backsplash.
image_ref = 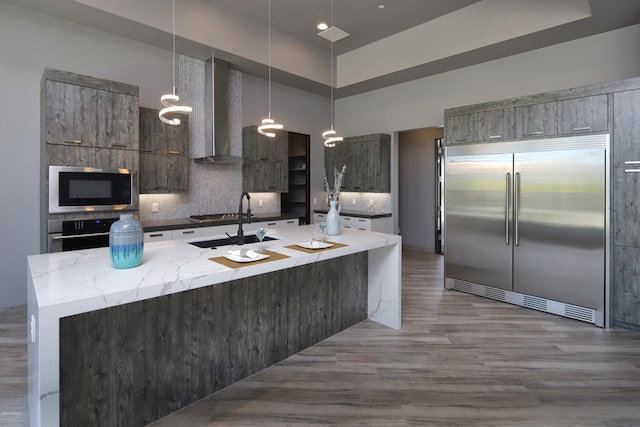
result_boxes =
[311,191,391,215]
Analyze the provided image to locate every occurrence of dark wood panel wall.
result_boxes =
[59,252,368,426]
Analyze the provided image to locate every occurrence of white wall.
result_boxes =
[335,23,640,234]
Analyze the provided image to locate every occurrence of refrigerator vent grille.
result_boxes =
[446,278,600,326]
[485,287,506,301]
[523,295,548,311]
[565,304,595,323]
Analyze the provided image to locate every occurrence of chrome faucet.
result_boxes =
[237,192,251,245]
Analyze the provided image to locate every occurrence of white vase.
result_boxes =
[326,200,341,236]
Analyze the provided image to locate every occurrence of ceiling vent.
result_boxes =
[318,26,350,42]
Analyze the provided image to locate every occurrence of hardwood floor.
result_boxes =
[3,250,640,426]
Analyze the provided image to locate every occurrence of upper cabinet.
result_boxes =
[558,94,608,135]
[42,69,138,151]
[613,89,640,167]
[139,107,189,193]
[325,133,391,193]
[242,126,288,192]
[445,88,610,146]
[515,101,558,139]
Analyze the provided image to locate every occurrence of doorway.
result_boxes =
[398,127,444,252]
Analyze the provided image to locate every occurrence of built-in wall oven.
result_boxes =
[48,217,121,253]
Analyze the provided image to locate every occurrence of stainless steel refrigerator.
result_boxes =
[444,134,609,326]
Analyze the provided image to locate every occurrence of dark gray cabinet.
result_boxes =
[613,90,640,167]
[612,88,640,329]
[242,126,288,192]
[42,70,138,150]
[139,107,189,193]
[474,108,516,141]
[515,101,558,138]
[444,114,472,145]
[558,94,608,135]
[324,133,391,193]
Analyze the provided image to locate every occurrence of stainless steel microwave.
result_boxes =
[49,166,138,213]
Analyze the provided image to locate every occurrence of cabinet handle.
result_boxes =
[64,139,82,144]
[624,161,640,172]
[572,126,591,132]
[111,143,128,148]
[286,220,295,224]
[343,217,352,221]
[149,233,165,238]
[488,135,503,139]
[358,219,366,222]
[267,222,277,226]
[358,228,367,231]
[528,131,543,136]
[180,230,195,235]
[169,150,181,155]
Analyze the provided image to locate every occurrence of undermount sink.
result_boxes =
[189,235,278,249]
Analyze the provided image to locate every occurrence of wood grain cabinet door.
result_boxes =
[515,102,558,139]
[558,94,608,135]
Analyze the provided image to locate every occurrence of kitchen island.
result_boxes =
[27,224,401,426]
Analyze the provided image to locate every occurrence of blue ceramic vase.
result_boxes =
[109,214,144,269]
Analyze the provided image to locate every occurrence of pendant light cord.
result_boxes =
[330,0,335,128]
[171,0,176,92]
[268,0,272,119]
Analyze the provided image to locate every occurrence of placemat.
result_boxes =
[284,241,349,254]
[209,250,290,269]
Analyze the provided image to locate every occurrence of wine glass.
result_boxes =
[316,222,327,242]
[255,227,268,252]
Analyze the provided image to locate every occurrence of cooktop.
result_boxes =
[188,213,254,223]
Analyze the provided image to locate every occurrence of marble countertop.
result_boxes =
[28,224,400,318]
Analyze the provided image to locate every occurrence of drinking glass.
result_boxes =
[316,222,327,242]
[255,227,268,252]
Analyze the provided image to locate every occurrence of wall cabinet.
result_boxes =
[242,126,288,192]
[324,133,391,193]
[515,101,558,138]
[558,94,608,135]
[139,107,189,193]
[43,70,138,150]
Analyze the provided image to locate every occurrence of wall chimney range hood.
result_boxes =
[194,58,242,164]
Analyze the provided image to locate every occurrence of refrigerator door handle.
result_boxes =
[505,173,511,245]
[514,172,520,246]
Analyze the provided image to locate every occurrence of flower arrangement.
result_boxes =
[322,165,346,201]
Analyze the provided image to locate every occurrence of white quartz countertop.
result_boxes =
[28,225,401,318]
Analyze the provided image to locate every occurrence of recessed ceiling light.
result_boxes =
[378,4,385,9]
[317,22,328,31]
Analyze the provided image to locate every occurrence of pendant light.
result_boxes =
[321,0,343,147]
[159,0,192,125]
[258,0,283,137]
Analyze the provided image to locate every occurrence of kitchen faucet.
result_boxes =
[237,192,251,245]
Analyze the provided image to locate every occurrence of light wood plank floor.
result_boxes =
[3,250,640,426]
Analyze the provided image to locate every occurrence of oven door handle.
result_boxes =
[51,231,111,240]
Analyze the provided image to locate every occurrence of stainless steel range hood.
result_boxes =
[194,58,242,164]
